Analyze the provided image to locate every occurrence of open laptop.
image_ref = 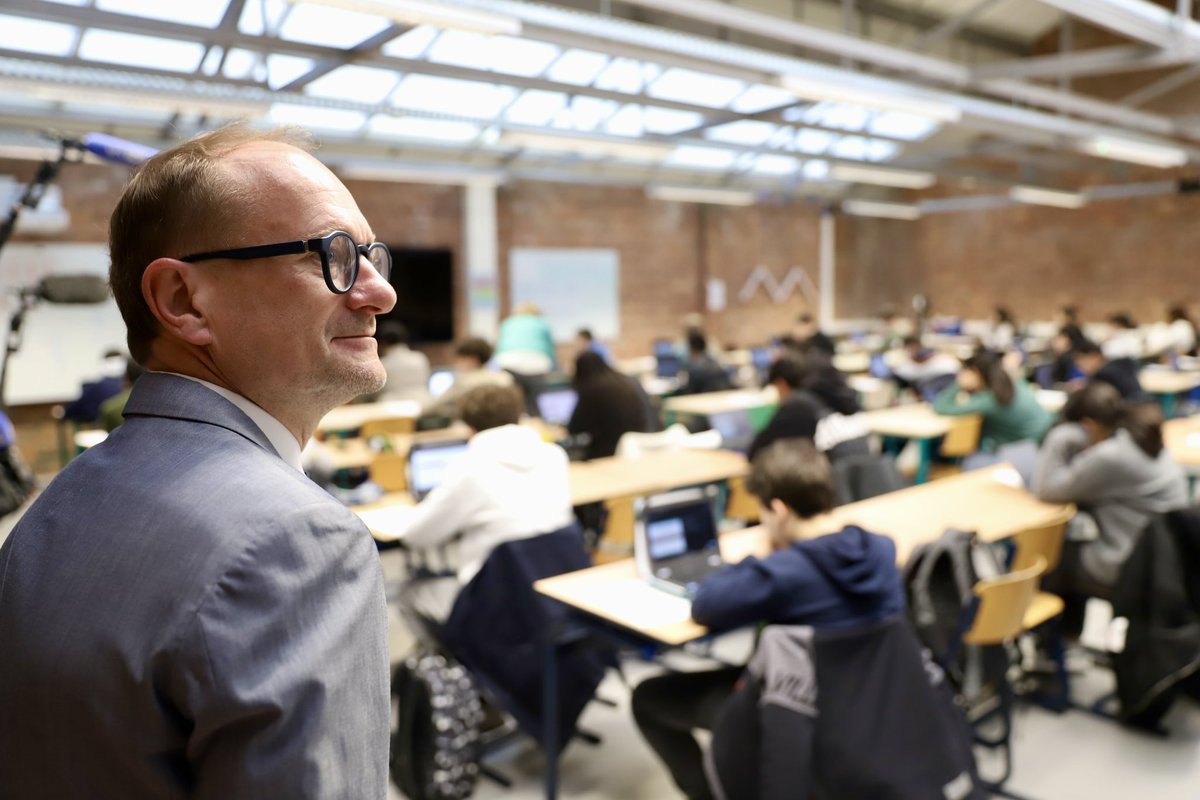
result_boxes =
[407,438,469,501]
[708,409,755,453]
[634,488,725,597]
[537,387,579,426]
[427,368,454,399]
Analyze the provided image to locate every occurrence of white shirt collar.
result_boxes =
[158,372,305,472]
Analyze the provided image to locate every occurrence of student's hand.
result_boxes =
[956,371,982,392]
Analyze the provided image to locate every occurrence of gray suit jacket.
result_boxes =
[0,373,389,798]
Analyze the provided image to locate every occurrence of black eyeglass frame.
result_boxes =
[179,230,391,295]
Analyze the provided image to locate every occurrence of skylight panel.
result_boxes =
[238,0,289,35]
[78,29,206,73]
[650,68,744,109]
[200,46,225,77]
[382,24,439,59]
[798,102,870,132]
[603,105,645,138]
[222,48,260,81]
[390,75,516,119]
[504,90,567,127]
[267,55,317,89]
[96,0,231,28]
[705,120,777,147]
[487,36,560,77]
[594,58,650,95]
[868,111,938,141]
[830,136,870,160]
[545,49,608,86]
[551,96,618,133]
[665,146,739,171]
[305,65,399,104]
[802,160,829,180]
[731,84,795,114]
[642,107,703,135]
[0,15,77,57]
[268,103,367,133]
[752,154,800,175]
[426,29,494,71]
[277,3,393,49]
[368,115,480,143]
[795,128,834,155]
[864,139,900,162]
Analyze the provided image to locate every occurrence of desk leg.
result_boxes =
[915,438,933,485]
[543,635,559,800]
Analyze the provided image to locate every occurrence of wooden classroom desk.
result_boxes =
[316,400,422,436]
[1139,369,1200,417]
[857,403,967,484]
[1164,416,1200,469]
[323,419,566,471]
[662,387,779,418]
[535,464,1072,646]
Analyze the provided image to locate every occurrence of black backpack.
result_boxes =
[390,654,484,800]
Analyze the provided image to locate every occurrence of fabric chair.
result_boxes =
[833,452,908,505]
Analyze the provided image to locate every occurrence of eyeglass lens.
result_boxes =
[326,233,392,292]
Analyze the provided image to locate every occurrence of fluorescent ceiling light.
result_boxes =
[780,74,961,123]
[647,185,757,206]
[297,0,522,35]
[501,131,671,161]
[1080,135,1188,169]
[1010,185,1086,209]
[841,199,921,220]
[828,164,936,189]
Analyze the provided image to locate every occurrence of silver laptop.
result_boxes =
[708,409,755,453]
[407,438,469,501]
[634,487,725,597]
[537,388,579,426]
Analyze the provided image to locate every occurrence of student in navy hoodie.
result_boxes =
[631,439,904,800]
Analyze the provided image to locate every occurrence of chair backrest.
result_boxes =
[360,417,416,438]
[1011,508,1074,573]
[939,414,983,458]
[615,423,691,458]
[963,557,1045,646]
[368,451,408,493]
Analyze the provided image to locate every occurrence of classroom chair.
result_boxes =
[360,416,416,438]
[927,414,984,481]
[1011,508,1074,711]
[724,476,760,523]
[368,451,408,494]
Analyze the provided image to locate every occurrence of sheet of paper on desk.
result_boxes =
[355,506,416,540]
[569,578,695,629]
[1187,432,1200,448]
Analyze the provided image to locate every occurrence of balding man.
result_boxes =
[0,126,396,798]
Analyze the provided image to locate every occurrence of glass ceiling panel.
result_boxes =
[222,48,259,81]
[305,65,400,105]
[868,111,938,141]
[277,3,393,49]
[0,14,78,58]
[752,154,800,175]
[731,84,795,115]
[830,136,870,160]
[665,145,739,171]
[802,160,830,180]
[485,36,560,78]
[649,68,744,110]
[382,25,439,59]
[550,96,618,133]
[96,0,231,29]
[237,0,289,36]
[594,57,654,95]
[705,120,778,147]
[603,104,645,138]
[504,90,568,127]
[269,103,367,133]
[545,49,608,86]
[425,30,495,72]
[390,75,516,120]
[200,46,225,77]
[642,107,703,136]
[266,55,318,90]
[78,29,206,73]
[368,114,480,143]
[794,129,834,155]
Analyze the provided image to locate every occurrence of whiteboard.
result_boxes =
[0,243,127,406]
[509,248,619,342]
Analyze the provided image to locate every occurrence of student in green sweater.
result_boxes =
[933,350,1052,450]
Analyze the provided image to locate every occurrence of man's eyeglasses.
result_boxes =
[180,231,391,294]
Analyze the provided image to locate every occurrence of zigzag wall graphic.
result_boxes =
[737,265,819,306]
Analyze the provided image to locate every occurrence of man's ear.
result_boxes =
[769,497,791,519]
[142,258,213,346]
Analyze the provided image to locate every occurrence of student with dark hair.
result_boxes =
[374,319,431,403]
[677,330,732,395]
[988,306,1018,350]
[933,350,1051,450]
[1105,312,1144,360]
[568,351,655,460]
[575,327,612,364]
[421,336,515,420]
[1072,339,1143,400]
[1033,382,1187,630]
[749,354,869,463]
[631,440,904,800]
[397,383,573,623]
[1159,305,1197,358]
[792,312,836,357]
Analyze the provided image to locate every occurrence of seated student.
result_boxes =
[396,384,573,624]
[1042,324,1088,386]
[1104,312,1144,360]
[568,351,655,461]
[631,440,904,800]
[677,330,732,395]
[1154,305,1197,360]
[1072,338,1143,400]
[98,358,144,432]
[575,327,612,364]
[495,302,556,374]
[890,335,959,397]
[373,320,431,404]
[987,306,1019,351]
[933,350,1052,450]
[749,355,869,463]
[1033,382,1187,633]
[791,312,836,358]
[60,350,127,425]
[421,337,514,420]
[777,343,860,415]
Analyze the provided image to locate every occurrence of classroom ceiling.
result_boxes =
[1,0,1200,215]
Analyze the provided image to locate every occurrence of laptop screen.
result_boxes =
[708,409,754,453]
[537,388,578,425]
[751,347,772,371]
[408,440,469,500]
[656,354,681,379]
[645,498,719,564]
[428,369,454,398]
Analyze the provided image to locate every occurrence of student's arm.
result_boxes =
[932,384,998,416]
[690,557,797,631]
[746,403,817,462]
[396,467,480,550]
[1031,423,1106,504]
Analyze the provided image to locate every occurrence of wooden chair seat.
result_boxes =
[1023,591,1065,631]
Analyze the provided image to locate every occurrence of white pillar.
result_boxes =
[818,210,835,326]
[463,179,499,337]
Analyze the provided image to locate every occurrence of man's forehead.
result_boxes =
[219,141,331,185]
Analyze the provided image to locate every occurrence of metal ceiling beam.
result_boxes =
[278,24,410,92]
[970,44,1182,81]
[910,0,1004,54]
[1121,62,1200,107]
[1032,0,1200,49]
[844,0,1029,55]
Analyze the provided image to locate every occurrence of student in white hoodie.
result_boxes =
[397,383,574,624]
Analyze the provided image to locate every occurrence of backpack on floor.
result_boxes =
[391,653,485,800]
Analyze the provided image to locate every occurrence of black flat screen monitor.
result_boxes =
[383,246,454,344]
